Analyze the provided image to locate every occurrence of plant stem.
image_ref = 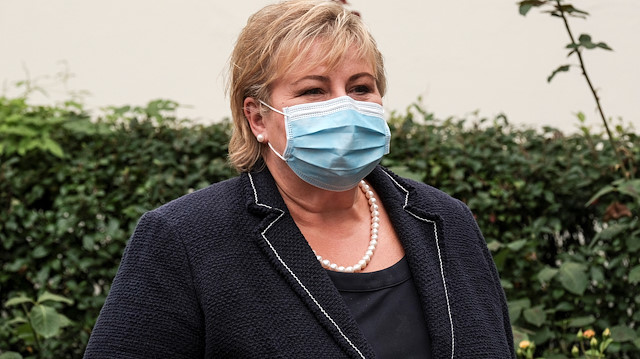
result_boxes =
[21,302,42,359]
[554,0,629,177]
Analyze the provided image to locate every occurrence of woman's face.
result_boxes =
[263,43,383,158]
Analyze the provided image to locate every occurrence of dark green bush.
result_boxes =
[1,97,639,358]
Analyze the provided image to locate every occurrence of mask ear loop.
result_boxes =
[259,100,285,116]
[267,142,287,161]
[259,100,288,161]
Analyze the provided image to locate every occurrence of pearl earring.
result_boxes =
[256,134,265,143]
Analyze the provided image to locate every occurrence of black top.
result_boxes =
[326,257,432,358]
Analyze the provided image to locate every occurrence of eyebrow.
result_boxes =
[291,72,376,86]
[291,75,329,86]
[348,72,376,83]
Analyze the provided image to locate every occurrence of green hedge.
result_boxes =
[1,97,639,358]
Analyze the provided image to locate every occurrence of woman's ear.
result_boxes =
[244,97,267,140]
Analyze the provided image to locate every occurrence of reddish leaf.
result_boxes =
[603,202,632,222]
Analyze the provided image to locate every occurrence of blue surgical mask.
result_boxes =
[260,96,391,191]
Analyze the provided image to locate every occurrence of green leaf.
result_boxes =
[557,262,588,295]
[567,315,595,328]
[537,266,558,282]
[8,316,28,325]
[0,352,24,359]
[508,298,531,323]
[600,338,613,352]
[629,265,640,285]
[58,313,73,328]
[37,291,74,305]
[563,5,589,17]
[586,184,616,206]
[15,323,35,343]
[576,34,613,51]
[487,240,502,252]
[82,235,95,251]
[507,239,527,251]
[519,4,533,16]
[578,34,596,49]
[518,0,546,16]
[0,124,38,137]
[617,179,640,199]
[547,64,570,82]
[595,223,627,241]
[30,304,62,338]
[627,235,640,252]
[523,305,546,327]
[590,266,605,283]
[32,245,48,259]
[4,295,34,307]
[501,279,514,289]
[106,218,121,237]
[610,325,637,342]
[555,302,574,312]
[62,118,109,135]
[597,42,613,51]
[41,137,64,158]
[531,326,555,345]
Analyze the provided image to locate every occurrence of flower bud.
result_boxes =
[571,345,580,357]
[603,328,610,337]
[577,329,583,339]
[590,337,598,348]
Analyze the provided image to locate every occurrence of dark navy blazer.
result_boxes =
[84,166,515,358]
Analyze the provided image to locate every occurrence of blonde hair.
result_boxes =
[227,0,386,172]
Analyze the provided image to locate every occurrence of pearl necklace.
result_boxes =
[315,180,379,273]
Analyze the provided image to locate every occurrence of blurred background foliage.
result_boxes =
[1,95,639,358]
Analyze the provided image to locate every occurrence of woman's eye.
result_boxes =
[351,85,372,95]
[299,88,324,96]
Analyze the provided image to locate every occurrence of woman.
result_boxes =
[85,0,515,357]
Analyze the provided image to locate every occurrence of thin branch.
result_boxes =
[554,0,629,177]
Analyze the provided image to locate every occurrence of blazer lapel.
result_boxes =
[366,167,455,359]
[242,169,375,359]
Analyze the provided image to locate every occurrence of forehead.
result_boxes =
[274,40,375,82]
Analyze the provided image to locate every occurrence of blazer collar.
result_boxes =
[242,166,455,359]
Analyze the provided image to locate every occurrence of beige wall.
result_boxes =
[1,0,638,133]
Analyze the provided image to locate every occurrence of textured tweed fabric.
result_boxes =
[84,166,515,358]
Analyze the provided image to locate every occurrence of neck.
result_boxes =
[263,151,372,233]
[277,177,362,218]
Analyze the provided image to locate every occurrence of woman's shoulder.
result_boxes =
[134,175,250,239]
[374,166,467,211]
[153,175,244,216]
[124,175,255,255]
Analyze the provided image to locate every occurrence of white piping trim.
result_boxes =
[248,173,366,359]
[382,171,456,359]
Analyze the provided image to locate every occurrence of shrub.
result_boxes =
[1,97,639,357]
